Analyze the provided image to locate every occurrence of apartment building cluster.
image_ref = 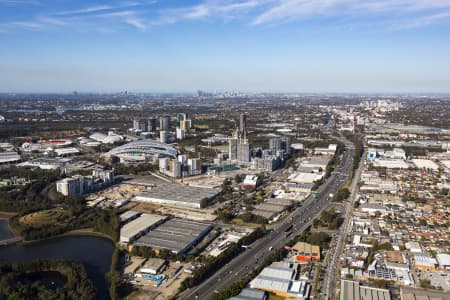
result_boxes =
[56,169,114,196]
[159,155,201,178]
[130,112,192,142]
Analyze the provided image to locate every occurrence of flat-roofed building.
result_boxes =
[139,258,167,275]
[340,280,391,300]
[413,252,437,271]
[372,158,409,169]
[133,218,212,254]
[135,184,219,208]
[119,210,140,224]
[249,263,310,299]
[54,147,80,156]
[120,213,167,244]
[411,159,440,171]
[292,242,320,262]
[0,151,20,164]
[436,254,450,271]
[18,157,66,170]
[229,288,267,300]
[400,287,450,300]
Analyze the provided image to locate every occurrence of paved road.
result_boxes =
[321,148,365,300]
[179,145,355,300]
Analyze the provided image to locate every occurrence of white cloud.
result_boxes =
[2,0,450,33]
[0,0,39,5]
[124,17,147,29]
[251,0,450,26]
[56,5,114,16]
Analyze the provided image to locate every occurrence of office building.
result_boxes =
[240,113,247,137]
[281,136,292,155]
[269,138,282,153]
[56,169,114,196]
[177,113,187,122]
[148,118,157,132]
[176,127,185,140]
[237,142,251,163]
[269,136,291,156]
[133,119,145,131]
[229,132,238,161]
[160,131,168,144]
[160,115,170,131]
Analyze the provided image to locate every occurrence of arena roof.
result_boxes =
[105,139,177,158]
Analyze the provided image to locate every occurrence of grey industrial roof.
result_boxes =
[400,287,450,300]
[340,280,391,300]
[133,218,212,254]
[119,210,140,222]
[229,288,266,300]
[250,264,293,293]
[120,213,166,240]
[137,184,219,205]
[142,258,166,270]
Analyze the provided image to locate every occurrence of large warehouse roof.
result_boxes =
[250,263,293,293]
[135,184,219,208]
[340,280,391,300]
[133,218,212,254]
[120,213,166,242]
[105,139,177,158]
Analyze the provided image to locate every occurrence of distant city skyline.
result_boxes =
[1,0,450,93]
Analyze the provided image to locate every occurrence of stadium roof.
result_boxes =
[105,139,177,158]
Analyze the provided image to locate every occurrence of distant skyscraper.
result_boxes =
[133,119,140,130]
[133,119,145,131]
[176,127,185,140]
[229,131,238,161]
[269,138,282,153]
[160,115,170,131]
[177,113,188,122]
[237,142,251,163]
[148,118,157,132]
[239,113,247,138]
[160,131,168,144]
[280,136,291,155]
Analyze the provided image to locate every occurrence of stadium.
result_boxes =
[104,139,177,161]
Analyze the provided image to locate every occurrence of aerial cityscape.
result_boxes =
[1,1,450,300]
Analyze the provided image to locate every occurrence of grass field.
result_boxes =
[19,208,69,226]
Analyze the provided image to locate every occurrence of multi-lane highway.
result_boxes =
[179,143,355,300]
[322,147,365,300]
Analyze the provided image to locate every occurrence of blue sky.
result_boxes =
[1,0,450,93]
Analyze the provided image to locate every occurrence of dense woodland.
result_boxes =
[0,260,97,300]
